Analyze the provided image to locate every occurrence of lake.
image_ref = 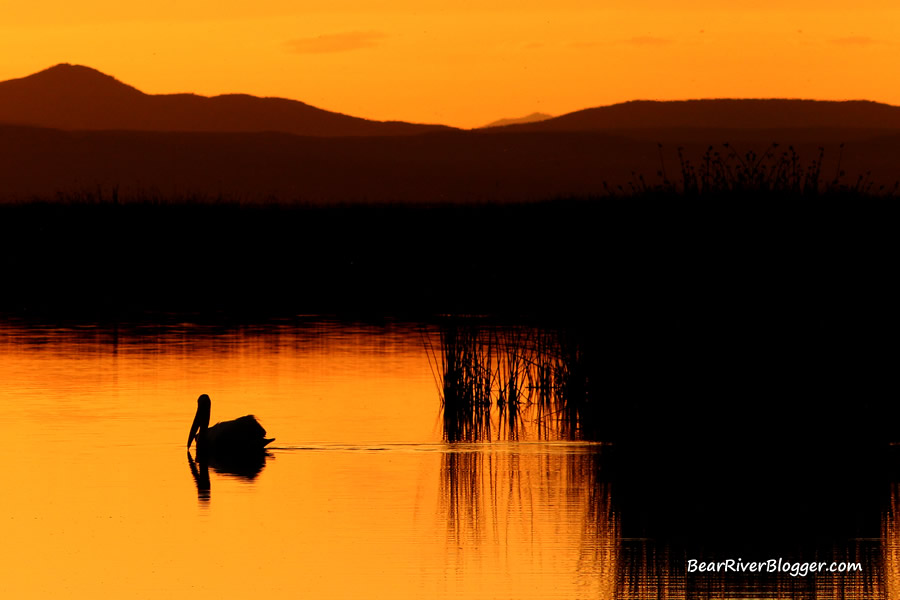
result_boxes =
[0,318,895,599]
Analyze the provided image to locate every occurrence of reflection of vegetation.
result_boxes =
[439,440,888,599]
[439,444,618,595]
[883,483,900,600]
[427,320,600,442]
[615,543,883,599]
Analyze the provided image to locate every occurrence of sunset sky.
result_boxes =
[2,1,898,128]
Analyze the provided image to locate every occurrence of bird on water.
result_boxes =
[187,394,274,455]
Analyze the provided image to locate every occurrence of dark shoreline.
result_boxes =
[3,196,896,416]
[2,194,895,318]
[4,196,895,427]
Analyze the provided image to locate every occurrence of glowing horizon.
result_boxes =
[2,1,898,128]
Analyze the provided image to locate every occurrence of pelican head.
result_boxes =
[187,394,212,448]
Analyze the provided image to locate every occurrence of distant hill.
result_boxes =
[2,70,900,203]
[481,112,553,129]
[497,99,900,132]
[0,64,452,136]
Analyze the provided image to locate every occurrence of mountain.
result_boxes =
[0,64,452,136]
[2,69,900,203]
[496,99,900,132]
[5,65,898,138]
[481,112,553,129]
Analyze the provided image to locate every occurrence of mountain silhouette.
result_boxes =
[2,65,900,203]
[495,99,900,132]
[5,65,899,137]
[0,64,452,136]
[481,112,553,129]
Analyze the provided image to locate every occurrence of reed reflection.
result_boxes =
[614,546,881,600]
[437,440,885,598]
[609,445,890,599]
[439,443,619,595]
[883,481,900,600]
[437,383,890,599]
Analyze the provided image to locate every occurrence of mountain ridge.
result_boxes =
[493,98,900,132]
[2,64,900,203]
[481,112,553,129]
[3,65,900,135]
[0,63,453,136]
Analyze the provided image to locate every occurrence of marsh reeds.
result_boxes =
[432,323,494,442]
[609,143,899,199]
[428,319,600,442]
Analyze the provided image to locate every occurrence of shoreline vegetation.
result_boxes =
[4,146,895,425]
[4,145,897,522]
[1,143,896,320]
[611,142,898,198]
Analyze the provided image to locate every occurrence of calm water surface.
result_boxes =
[0,319,895,599]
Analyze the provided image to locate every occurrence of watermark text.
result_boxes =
[687,558,862,578]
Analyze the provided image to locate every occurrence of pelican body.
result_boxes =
[187,394,274,456]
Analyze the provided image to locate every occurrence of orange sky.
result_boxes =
[2,1,898,128]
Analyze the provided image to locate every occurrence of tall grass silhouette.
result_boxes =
[427,320,600,442]
[607,143,899,199]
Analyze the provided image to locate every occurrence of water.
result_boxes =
[0,319,895,599]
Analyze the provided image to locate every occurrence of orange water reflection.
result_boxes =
[0,321,615,599]
[0,320,893,599]
[440,443,618,597]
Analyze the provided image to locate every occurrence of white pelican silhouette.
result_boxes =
[187,394,274,455]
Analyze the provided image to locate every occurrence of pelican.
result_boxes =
[187,394,274,455]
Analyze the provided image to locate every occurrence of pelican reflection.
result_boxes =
[186,393,274,502]
[187,447,271,502]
